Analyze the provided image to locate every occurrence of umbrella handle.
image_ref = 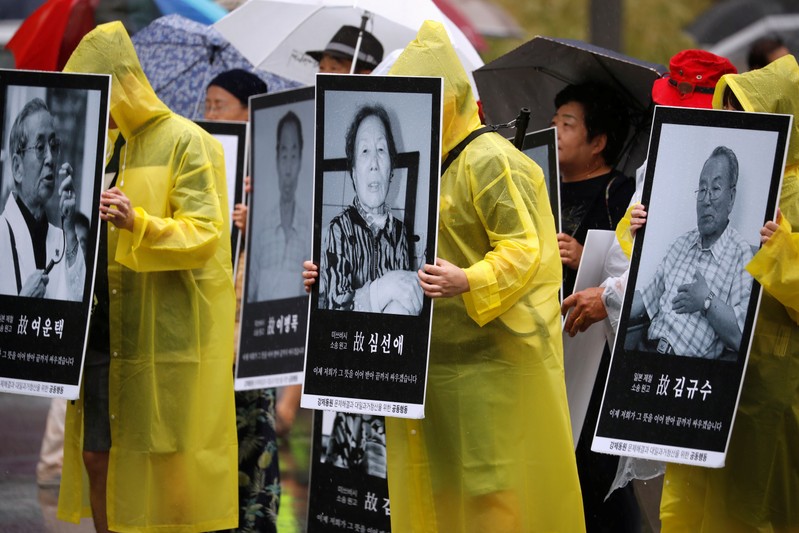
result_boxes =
[350,13,371,75]
[512,108,531,150]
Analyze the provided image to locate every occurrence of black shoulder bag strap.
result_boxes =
[440,126,496,176]
[570,173,619,238]
[6,220,21,295]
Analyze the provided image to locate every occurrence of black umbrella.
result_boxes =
[473,36,666,176]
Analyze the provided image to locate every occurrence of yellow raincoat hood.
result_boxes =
[385,21,584,533]
[714,54,799,169]
[389,21,482,161]
[64,21,169,141]
[59,22,238,533]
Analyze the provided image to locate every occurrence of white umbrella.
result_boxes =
[214,0,484,90]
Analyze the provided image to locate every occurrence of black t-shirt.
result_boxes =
[560,169,634,296]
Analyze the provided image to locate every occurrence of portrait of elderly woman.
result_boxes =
[320,104,423,315]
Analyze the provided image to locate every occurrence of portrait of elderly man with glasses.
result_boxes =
[0,97,85,301]
[626,145,754,360]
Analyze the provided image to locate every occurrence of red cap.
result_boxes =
[651,49,737,108]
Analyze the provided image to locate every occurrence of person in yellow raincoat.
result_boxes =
[58,22,238,533]
[385,21,585,532]
[659,54,799,532]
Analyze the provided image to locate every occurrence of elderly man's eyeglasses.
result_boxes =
[695,185,733,201]
[18,138,61,161]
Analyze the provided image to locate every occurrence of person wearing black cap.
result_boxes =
[205,68,267,122]
[306,25,384,74]
[204,69,281,533]
[204,69,266,233]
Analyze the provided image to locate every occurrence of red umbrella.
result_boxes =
[6,0,99,71]
[431,0,487,52]
[6,0,228,72]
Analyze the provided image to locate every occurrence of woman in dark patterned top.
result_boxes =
[322,104,422,315]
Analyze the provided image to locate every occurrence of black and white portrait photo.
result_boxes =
[247,92,314,303]
[317,89,431,316]
[302,75,442,419]
[593,106,790,467]
[0,71,110,399]
[0,85,101,302]
[623,122,775,362]
[319,410,387,478]
[236,86,314,391]
[307,410,391,532]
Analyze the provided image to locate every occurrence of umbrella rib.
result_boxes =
[534,66,580,86]
[586,54,650,113]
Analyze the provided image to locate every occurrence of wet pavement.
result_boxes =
[0,391,661,532]
[0,391,312,533]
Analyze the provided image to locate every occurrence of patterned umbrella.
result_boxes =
[132,14,299,119]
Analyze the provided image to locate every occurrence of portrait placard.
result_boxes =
[518,126,561,232]
[237,86,314,391]
[0,70,110,399]
[307,410,391,532]
[194,119,247,268]
[593,106,790,467]
[302,74,442,419]
[563,229,616,448]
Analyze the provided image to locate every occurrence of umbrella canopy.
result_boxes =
[473,36,666,176]
[213,0,484,88]
[6,0,230,71]
[6,0,98,71]
[709,13,799,72]
[132,14,299,118]
[686,0,786,47]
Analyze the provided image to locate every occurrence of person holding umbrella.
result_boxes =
[550,81,639,532]
[551,81,636,298]
[305,24,384,74]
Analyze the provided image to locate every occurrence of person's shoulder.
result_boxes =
[667,227,699,251]
[157,114,217,146]
[462,131,538,177]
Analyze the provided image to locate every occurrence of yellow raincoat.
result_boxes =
[385,22,585,532]
[660,54,799,532]
[58,22,238,532]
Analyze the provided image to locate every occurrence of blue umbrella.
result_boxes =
[131,14,299,118]
[153,0,228,25]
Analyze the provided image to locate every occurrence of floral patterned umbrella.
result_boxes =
[131,13,298,118]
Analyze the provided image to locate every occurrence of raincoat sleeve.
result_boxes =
[746,215,799,324]
[115,132,224,272]
[615,204,635,259]
[460,135,546,326]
